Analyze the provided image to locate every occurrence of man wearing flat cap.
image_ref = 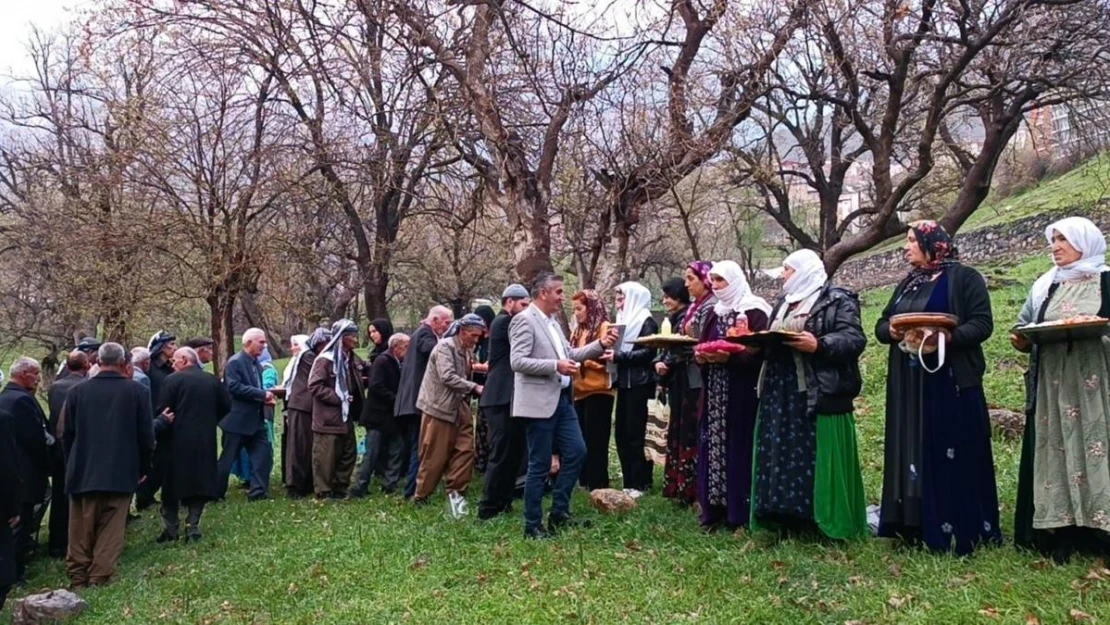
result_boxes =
[184,337,214,367]
[308,320,365,499]
[136,330,176,511]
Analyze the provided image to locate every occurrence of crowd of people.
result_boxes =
[1,215,1110,608]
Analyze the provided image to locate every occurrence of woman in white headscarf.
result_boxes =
[1012,216,1110,562]
[694,260,770,529]
[749,250,869,540]
[601,281,659,496]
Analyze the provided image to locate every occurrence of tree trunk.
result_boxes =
[241,288,288,358]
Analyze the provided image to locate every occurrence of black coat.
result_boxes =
[769,285,868,415]
[361,351,401,430]
[0,413,20,588]
[220,351,267,436]
[394,324,438,418]
[0,384,51,505]
[47,374,85,475]
[479,311,514,408]
[63,371,154,496]
[876,262,993,388]
[284,351,317,415]
[157,368,232,501]
[148,357,174,415]
[614,318,660,389]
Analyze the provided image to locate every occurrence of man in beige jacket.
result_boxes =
[414,314,486,514]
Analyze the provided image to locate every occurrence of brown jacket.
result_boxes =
[416,337,476,423]
[573,321,614,401]
[308,351,365,435]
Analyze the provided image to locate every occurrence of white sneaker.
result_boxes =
[623,488,644,500]
[447,491,469,519]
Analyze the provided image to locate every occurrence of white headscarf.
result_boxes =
[782,249,828,304]
[616,281,653,353]
[316,320,358,422]
[1029,216,1109,312]
[710,260,771,317]
[282,334,310,389]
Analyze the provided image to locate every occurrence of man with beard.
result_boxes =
[184,337,215,367]
[154,348,231,543]
[308,320,365,499]
[351,333,409,498]
[282,329,330,499]
[136,331,176,511]
[394,305,454,498]
[46,352,89,558]
[217,328,275,501]
[478,284,532,520]
[0,357,50,583]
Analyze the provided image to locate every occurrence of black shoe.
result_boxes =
[347,489,367,500]
[135,499,155,512]
[49,548,66,559]
[238,481,251,490]
[126,513,141,525]
[548,513,591,533]
[155,531,178,544]
[329,491,347,500]
[524,526,553,540]
[185,530,202,543]
[247,494,270,502]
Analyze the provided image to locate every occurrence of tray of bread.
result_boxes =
[1014,315,1110,344]
[889,313,959,332]
[726,331,803,347]
[632,334,699,348]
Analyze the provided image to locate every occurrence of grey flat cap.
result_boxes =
[502,284,529,299]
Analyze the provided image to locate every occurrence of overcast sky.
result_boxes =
[0,0,87,83]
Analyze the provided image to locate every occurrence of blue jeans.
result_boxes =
[523,391,586,531]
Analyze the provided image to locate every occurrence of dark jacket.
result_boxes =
[479,311,514,408]
[362,351,401,430]
[220,350,268,436]
[148,356,174,415]
[768,285,867,414]
[63,371,154,496]
[394,324,438,418]
[284,350,318,415]
[156,368,232,501]
[0,384,50,505]
[614,318,660,389]
[0,412,21,520]
[875,262,993,388]
[48,375,85,440]
[309,351,365,435]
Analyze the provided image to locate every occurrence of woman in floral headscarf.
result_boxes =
[571,290,616,490]
[875,220,1001,554]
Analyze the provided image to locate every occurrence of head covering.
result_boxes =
[368,318,394,360]
[615,282,653,353]
[1029,216,1109,312]
[285,329,330,405]
[661,277,690,305]
[147,331,175,360]
[185,337,214,349]
[687,261,713,293]
[683,261,715,336]
[571,290,609,345]
[307,327,331,351]
[282,334,310,388]
[502,284,529,300]
[76,337,101,354]
[444,313,487,339]
[474,305,496,327]
[259,346,273,367]
[901,220,960,295]
[317,319,358,423]
[782,249,828,304]
[710,261,771,317]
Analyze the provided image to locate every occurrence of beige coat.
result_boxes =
[416,337,476,423]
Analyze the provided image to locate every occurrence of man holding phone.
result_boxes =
[509,272,618,539]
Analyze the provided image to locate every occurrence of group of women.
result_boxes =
[567,216,1110,562]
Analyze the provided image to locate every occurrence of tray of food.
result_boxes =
[1014,315,1110,344]
[632,334,699,347]
[726,331,803,347]
[889,313,959,332]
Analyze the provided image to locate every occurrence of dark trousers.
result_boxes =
[576,393,615,491]
[217,428,272,499]
[0,522,14,611]
[49,460,68,556]
[355,428,404,494]
[12,502,38,582]
[136,434,169,509]
[615,383,654,491]
[160,497,206,538]
[479,404,525,517]
[523,391,586,532]
[401,416,421,499]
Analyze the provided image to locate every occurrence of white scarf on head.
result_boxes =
[316,321,357,422]
[282,334,309,390]
[782,249,828,304]
[710,260,771,317]
[1029,216,1109,313]
[616,282,653,353]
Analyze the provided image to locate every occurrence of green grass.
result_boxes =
[9,255,1110,625]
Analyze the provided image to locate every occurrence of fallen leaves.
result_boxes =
[887,594,913,610]
[978,606,1001,619]
[1025,614,1042,625]
[409,554,429,571]
[1070,609,1095,622]
[888,563,904,578]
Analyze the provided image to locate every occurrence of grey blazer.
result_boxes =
[509,304,604,419]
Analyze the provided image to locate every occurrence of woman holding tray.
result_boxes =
[695,260,770,529]
[750,249,869,540]
[875,220,1001,554]
[656,262,715,505]
[1012,216,1110,563]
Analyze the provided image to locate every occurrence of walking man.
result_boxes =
[217,328,275,501]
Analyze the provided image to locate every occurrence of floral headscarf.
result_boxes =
[684,260,714,335]
[571,290,609,345]
[903,220,959,294]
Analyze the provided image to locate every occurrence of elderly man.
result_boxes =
[130,347,151,392]
[154,348,231,543]
[308,320,364,499]
[184,337,214,366]
[351,333,410,498]
[62,343,154,588]
[414,315,485,515]
[136,331,176,511]
[0,357,50,582]
[57,337,100,381]
[46,352,89,558]
[283,329,330,499]
[510,272,617,539]
[478,284,532,520]
[217,328,275,501]
[395,305,454,498]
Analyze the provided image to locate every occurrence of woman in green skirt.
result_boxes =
[751,249,869,539]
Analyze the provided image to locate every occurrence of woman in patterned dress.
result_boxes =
[1013,217,1110,562]
[875,221,1002,554]
[695,260,770,529]
[750,250,869,540]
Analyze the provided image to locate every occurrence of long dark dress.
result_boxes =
[697,307,768,528]
[878,273,1003,554]
[662,303,711,505]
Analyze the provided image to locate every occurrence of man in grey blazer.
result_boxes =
[510,272,617,539]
